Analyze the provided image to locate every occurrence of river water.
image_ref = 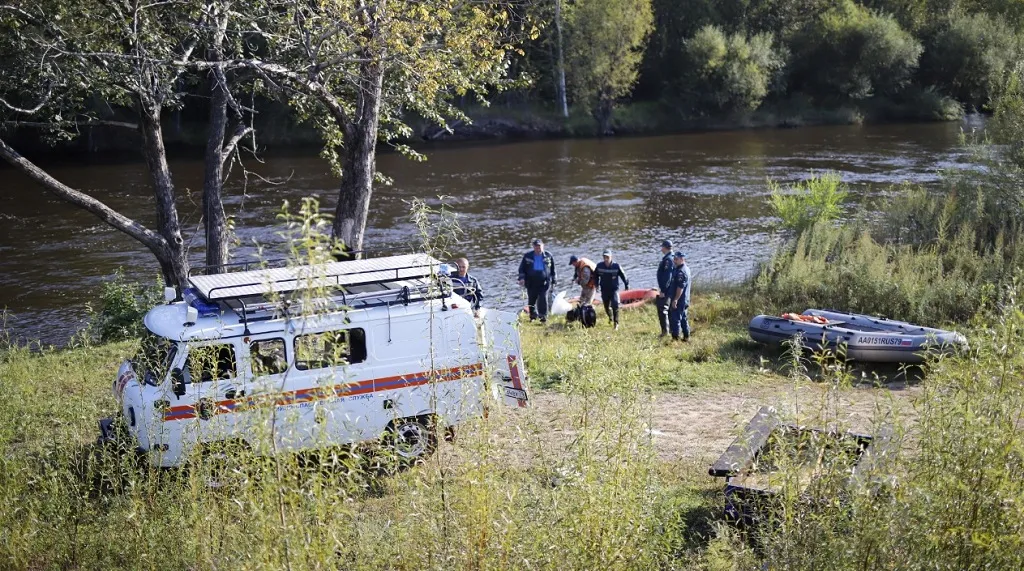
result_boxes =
[0,119,982,345]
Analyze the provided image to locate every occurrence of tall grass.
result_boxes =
[0,200,691,570]
[736,285,1024,570]
[751,219,1014,324]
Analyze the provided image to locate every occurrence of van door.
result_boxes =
[243,336,291,450]
[479,309,529,408]
[176,341,243,449]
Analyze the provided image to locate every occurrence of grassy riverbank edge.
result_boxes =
[0,288,924,568]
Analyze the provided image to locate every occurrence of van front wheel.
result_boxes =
[388,417,437,462]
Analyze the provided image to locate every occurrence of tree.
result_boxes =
[232,0,528,254]
[919,12,1020,110]
[0,0,254,286]
[683,25,786,113]
[789,0,922,100]
[564,0,654,134]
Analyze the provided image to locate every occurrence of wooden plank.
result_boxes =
[709,406,781,478]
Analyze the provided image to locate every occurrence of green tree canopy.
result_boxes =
[919,12,1020,109]
[564,0,654,134]
[790,0,923,100]
[683,25,786,113]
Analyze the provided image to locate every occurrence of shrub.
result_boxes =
[88,269,161,342]
[683,25,786,113]
[768,172,848,235]
[789,0,922,100]
[752,215,1014,325]
[919,12,1020,111]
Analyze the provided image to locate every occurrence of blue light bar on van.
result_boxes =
[182,287,221,318]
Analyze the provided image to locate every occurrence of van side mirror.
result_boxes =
[171,368,186,397]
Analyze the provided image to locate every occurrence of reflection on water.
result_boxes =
[0,121,977,345]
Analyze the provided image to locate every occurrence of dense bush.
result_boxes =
[789,0,922,100]
[752,219,1009,325]
[768,172,848,235]
[919,12,1019,110]
[683,25,786,113]
[88,270,161,342]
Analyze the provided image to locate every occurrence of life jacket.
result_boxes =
[573,258,597,289]
[781,312,829,325]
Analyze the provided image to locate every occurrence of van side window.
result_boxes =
[251,338,287,376]
[295,329,366,370]
[186,344,236,383]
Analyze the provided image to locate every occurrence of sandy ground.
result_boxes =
[520,380,921,466]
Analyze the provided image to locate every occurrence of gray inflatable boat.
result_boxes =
[748,309,967,363]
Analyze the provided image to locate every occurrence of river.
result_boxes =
[0,119,983,346]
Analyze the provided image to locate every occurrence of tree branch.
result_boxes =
[3,119,139,130]
[215,59,353,126]
[0,137,167,255]
[221,122,252,169]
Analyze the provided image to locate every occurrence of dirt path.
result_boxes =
[525,380,921,465]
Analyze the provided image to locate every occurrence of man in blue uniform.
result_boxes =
[594,249,629,330]
[669,251,691,341]
[450,257,483,313]
[517,238,556,323]
[655,240,674,337]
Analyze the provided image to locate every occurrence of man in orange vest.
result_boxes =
[569,255,597,306]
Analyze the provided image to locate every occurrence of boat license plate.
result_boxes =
[504,387,528,401]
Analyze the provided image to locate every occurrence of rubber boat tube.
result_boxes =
[748,309,967,363]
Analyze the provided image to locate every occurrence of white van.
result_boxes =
[99,254,529,467]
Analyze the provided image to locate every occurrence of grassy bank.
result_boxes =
[0,289,940,569]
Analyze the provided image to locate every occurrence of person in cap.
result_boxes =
[655,240,674,337]
[517,238,556,323]
[669,251,691,341]
[569,255,597,306]
[450,257,483,314]
[594,249,629,330]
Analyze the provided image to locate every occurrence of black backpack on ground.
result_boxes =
[566,305,597,328]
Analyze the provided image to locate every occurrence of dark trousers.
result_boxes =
[656,295,670,334]
[527,282,550,320]
[601,290,620,324]
[670,304,690,339]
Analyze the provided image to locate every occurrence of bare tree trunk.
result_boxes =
[555,0,569,118]
[138,104,190,287]
[332,61,384,255]
[203,8,231,273]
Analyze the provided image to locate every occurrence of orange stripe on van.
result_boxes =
[162,362,484,422]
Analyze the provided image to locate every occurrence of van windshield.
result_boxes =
[135,331,177,386]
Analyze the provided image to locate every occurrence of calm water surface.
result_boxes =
[0,120,982,345]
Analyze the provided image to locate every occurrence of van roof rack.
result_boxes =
[188,253,445,301]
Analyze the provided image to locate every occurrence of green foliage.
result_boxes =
[565,0,655,133]
[88,270,161,343]
[752,219,1008,325]
[683,26,787,113]
[990,65,1024,168]
[768,172,849,235]
[748,291,1024,569]
[919,12,1020,110]
[790,0,923,100]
